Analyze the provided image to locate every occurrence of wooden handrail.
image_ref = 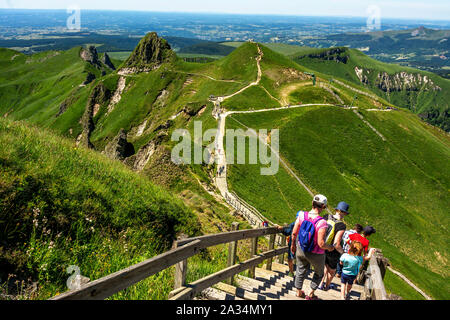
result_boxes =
[176,227,280,247]
[362,249,389,300]
[50,239,202,300]
[50,227,283,300]
[169,247,288,300]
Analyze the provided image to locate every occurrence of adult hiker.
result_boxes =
[319,201,349,291]
[276,211,307,276]
[336,223,363,278]
[290,194,334,300]
[277,222,296,276]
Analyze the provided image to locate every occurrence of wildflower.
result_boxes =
[33,208,40,217]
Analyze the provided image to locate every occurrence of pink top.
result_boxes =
[296,211,328,254]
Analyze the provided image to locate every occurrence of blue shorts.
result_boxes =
[341,273,357,285]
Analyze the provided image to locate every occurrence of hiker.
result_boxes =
[336,223,363,278]
[347,225,376,257]
[319,201,349,291]
[339,241,364,300]
[290,194,335,300]
[276,211,306,276]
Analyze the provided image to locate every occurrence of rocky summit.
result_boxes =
[120,32,175,74]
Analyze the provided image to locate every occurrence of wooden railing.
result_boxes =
[50,223,390,301]
[50,225,287,300]
[360,249,390,300]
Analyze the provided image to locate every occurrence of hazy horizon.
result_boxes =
[1,0,449,21]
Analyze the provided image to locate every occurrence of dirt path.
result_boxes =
[211,43,388,226]
[387,266,432,300]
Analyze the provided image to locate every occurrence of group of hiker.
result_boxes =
[277,194,376,300]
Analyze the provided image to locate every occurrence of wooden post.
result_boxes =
[249,236,258,278]
[367,253,388,300]
[173,234,188,289]
[226,222,240,284]
[266,234,275,270]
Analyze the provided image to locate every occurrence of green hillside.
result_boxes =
[0,33,449,300]
[292,47,450,131]
[0,118,201,299]
[226,105,450,300]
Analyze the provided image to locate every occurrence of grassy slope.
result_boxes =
[0,118,201,299]
[293,47,450,130]
[227,106,450,299]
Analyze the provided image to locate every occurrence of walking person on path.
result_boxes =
[339,241,364,300]
[277,221,296,276]
[347,225,376,256]
[290,195,335,300]
[319,201,349,291]
[336,223,363,278]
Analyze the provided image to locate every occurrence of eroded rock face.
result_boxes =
[107,76,126,114]
[80,46,101,67]
[355,67,441,92]
[101,53,115,70]
[78,83,113,149]
[104,129,135,160]
[375,71,441,92]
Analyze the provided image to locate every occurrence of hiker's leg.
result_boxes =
[347,284,352,294]
[306,252,325,297]
[288,259,294,274]
[326,267,336,288]
[295,246,309,293]
[340,283,346,300]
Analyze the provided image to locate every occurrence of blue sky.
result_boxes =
[1,0,449,20]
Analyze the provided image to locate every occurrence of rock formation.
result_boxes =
[119,32,175,74]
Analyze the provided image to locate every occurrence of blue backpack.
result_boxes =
[297,211,324,253]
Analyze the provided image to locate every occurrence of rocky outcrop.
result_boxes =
[78,83,113,149]
[375,71,441,92]
[80,46,101,68]
[103,129,135,160]
[107,76,127,114]
[119,32,175,74]
[354,67,441,93]
[101,53,115,70]
[125,133,168,171]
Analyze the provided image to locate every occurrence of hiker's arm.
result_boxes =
[364,248,376,261]
[333,230,345,254]
[290,220,300,253]
[317,228,335,252]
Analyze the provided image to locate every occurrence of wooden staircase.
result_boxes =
[197,262,365,300]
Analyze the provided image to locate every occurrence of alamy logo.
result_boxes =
[171,121,279,175]
[67,5,81,31]
[366,5,381,31]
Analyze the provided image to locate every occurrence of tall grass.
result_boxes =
[0,118,201,299]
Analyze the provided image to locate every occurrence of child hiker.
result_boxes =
[339,241,364,300]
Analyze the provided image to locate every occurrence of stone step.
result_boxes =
[235,275,300,300]
[198,287,244,300]
[213,282,277,300]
